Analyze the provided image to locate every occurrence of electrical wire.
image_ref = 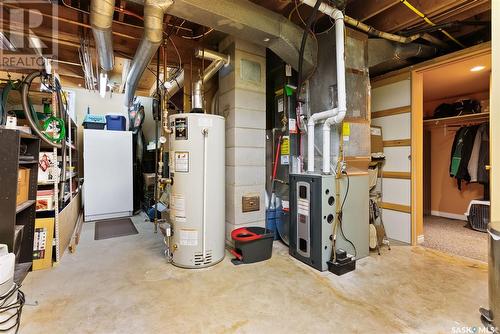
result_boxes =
[399,0,465,48]
[0,283,25,334]
[180,28,215,40]
[337,171,357,258]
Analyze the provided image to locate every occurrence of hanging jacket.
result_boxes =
[477,123,490,184]
[467,128,482,182]
[455,125,480,189]
[450,127,468,177]
[450,125,479,189]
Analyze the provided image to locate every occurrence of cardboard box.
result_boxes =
[370,126,383,154]
[36,189,55,211]
[16,168,30,206]
[33,218,54,270]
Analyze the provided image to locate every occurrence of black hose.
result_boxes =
[21,71,62,149]
[297,0,322,101]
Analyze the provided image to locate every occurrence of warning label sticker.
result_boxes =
[179,229,198,246]
[171,195,186,218]
[175,151,189,172]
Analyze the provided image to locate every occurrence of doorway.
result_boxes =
[412,46,491,261]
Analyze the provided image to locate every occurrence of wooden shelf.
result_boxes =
[38,180,56,186]
[19,132,38,139]
[16,200,36,214]
[14,262,32,285]
[423,112,489,128]
[19,160,38,165]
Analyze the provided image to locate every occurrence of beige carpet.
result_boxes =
[422,215,488,262]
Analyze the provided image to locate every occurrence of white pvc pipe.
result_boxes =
[307,108,338,172]
[322,110,346,173]
[301,1,347,174]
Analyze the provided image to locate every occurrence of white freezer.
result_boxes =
[84,129,133,221]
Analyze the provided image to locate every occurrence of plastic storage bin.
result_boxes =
[230,227,274,264]
[83,114,106,129]
[465,200,490,232]
[105,115,126,131]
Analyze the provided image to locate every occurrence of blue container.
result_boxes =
[105,115,126,131]
[83,114,106,129]
[265,208,279,240]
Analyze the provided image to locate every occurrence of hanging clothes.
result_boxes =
[467,127,482,182]
[449,126,468,177]
[477,123,490,184]
[449,125,479,190]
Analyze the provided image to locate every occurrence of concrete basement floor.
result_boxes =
[21,214,488,334]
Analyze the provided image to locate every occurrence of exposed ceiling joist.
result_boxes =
[346,0,399,22]
[366,0,484,34]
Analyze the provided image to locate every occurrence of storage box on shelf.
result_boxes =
[0,129,40,284]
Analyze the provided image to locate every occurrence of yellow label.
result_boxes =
[280,136,290,155]
[342,122,350,136]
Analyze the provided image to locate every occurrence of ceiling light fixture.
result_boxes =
[470,65,485,72]
[99,72,108,98]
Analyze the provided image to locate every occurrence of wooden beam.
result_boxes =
[372,106,411,118]
[371,71,411,89]
[380,202,411,213]
[383,139,411,147]
[347,0,400,22]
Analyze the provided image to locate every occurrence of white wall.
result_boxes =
[71,88,157,142]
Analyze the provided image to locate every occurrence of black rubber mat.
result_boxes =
[94,218,138,240]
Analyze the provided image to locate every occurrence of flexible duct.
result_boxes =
[368,39,438,76]
[90,0,116,72]
[301,1,346,174]
[124,0,173,111]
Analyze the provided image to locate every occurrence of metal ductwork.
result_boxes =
[165,70,185,98]
[126,0,317,75]
[124,0,173,110]
[192,49,229,111]
[368,39,438,76]
[90,0,116,72]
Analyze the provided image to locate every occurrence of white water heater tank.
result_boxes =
[169,113,225,268]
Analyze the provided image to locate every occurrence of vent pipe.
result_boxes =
[301,1,347,174]
[192,49,229,112]
[90,0,116,72]
[124,0,173,111]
